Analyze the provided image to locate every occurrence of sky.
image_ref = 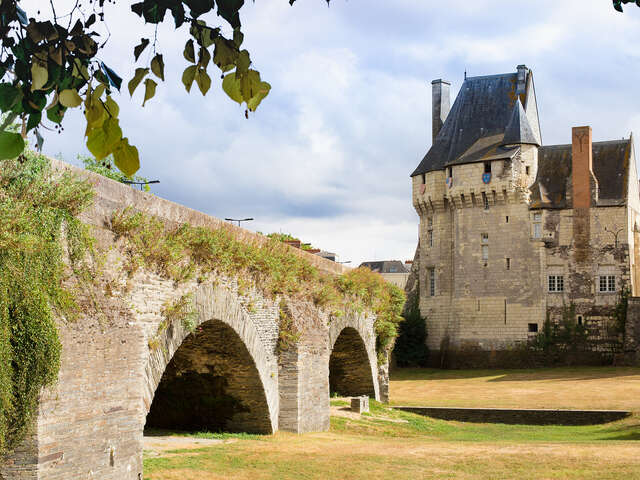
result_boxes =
[20,0,640,265]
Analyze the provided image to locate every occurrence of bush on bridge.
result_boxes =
[0,152,94,457]
[111,209,405,363]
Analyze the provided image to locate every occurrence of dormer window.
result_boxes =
[447,167,452,178]
[484,162,491,174]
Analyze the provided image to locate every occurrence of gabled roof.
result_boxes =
[412,69,541,176]
[529,139,632,209]
[359,261,409,274]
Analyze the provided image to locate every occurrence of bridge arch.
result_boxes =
[328,315,380,400]
[142,282,279,434]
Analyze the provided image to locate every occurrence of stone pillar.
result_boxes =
[432,79,451,143]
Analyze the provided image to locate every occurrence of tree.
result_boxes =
[613,0,640,12]
[0,0,322,176]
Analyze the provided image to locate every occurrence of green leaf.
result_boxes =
[59,89,83,108]
[198,47,211,69]
[216,0,244,29]
[213,37,237,72]
[151,54,165,81]
[134,38,150,61]
[222,73,242,104]
[31,62,48,91]
[182,65,197,93]
[0,83,23,111]
[190,20,218,48]
[113,137,140,177]
[195,69,211,96]
[128,68,149,97]
[0,131,25,160]
[233,28,244,48]
[87,117,123,160]
[142,78,157,106]
[26,111,41,132]
[183,40,196,63]
[236,50,250,75]
[46,103,66,124]
[105,96,120,118]
[247,81,271,112]
[239,69,261,103]
[183,0,215,17]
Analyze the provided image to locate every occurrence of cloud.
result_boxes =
[18,0,640,266]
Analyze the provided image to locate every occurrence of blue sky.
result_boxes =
[22,0,640,265]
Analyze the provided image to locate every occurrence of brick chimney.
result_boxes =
[432,79,451,143]
[571,125,596,265]
[571,126,594,208]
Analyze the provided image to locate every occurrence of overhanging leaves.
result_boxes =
[133,38,150,61]
[128,68,149,97]
[0,131,24,159]
[142,78,157,106]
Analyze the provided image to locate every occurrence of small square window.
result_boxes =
[599,275,616,293]
[484,162,491,174]
[548,275,564,292]
[482,245,489,261]
[526,166,530,175]
[506,216,509,223]
[482,192,489,210]
[506,258,511,270]
[528,323,538,333]
[481,233,489,244]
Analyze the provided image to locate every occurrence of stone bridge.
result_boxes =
[1,161,384,480]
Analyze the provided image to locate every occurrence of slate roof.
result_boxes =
[412,70,541,176]
[504,100,539,146]
[529,139,632,209]
[360,261,409,274]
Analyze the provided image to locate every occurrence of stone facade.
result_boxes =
[1,160,382,479]
[411,65,640,365]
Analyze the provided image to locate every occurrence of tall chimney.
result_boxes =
[571,126,594,209]
[516,64,529,96]
[571,125,595,265]
[432,79,451,143]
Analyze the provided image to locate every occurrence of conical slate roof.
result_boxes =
[503,99,540,146]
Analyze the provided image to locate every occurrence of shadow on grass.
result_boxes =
[390,367,640,383]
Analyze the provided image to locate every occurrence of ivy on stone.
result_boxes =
[0,151,95,457]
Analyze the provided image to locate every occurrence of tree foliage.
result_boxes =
[0,0,323,176]
[613,0,640,12]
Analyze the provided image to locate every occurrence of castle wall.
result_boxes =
[413,147,633,364]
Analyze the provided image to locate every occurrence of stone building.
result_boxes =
[360,260,411,289]
[411,65,640,364]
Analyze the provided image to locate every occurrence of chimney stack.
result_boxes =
[432,79,451,143]
[571,126,594,208]
[516,64,529,96]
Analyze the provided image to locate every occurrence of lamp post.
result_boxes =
[338,261,351,264]
[121,179,160,190]
[225,217,254,227]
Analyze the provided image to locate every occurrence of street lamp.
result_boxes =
[225,217,254,227]
[121,179,160,190]
[338,261,351,264]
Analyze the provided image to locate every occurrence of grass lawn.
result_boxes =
[144,367,640,479]
[390,366,640,411]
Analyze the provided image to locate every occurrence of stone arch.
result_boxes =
[328,315,379,400]
[142,282,279,434]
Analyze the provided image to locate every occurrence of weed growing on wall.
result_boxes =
[0,152,94,457]
[110,209,405,362]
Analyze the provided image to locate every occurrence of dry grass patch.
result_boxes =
[144,402,640,480]
[390,367,640,411]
